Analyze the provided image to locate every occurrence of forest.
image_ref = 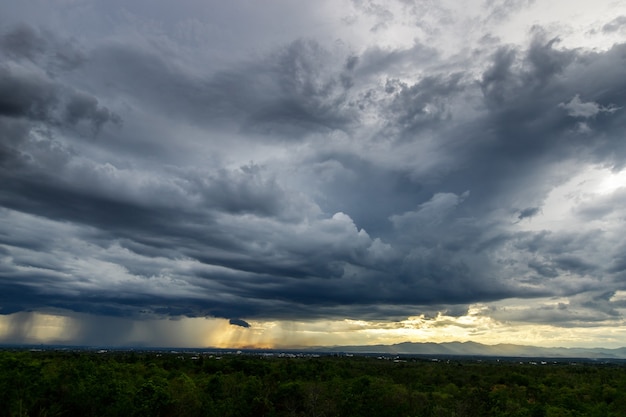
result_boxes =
[1,348,626,417]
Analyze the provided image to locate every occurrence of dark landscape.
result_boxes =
[2,343,626,417]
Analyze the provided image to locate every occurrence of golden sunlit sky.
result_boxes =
[2,0,626,349]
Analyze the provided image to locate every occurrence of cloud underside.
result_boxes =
[1,1,626,336]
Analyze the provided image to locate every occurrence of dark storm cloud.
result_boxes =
[86,38,355,139]
[0,24,47,60]
[0,24,85,72]
[527,260,558,278]
[229,318,250,328]
[0,65,58,121]
[517,207,540,221]
[383,73,465,135]
[438,37,626,215]
[490,298,620,326]
[0,28,118,135]
[63,91,120,134]
[1,10,626,332]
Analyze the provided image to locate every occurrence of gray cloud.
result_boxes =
[484,0,535,22]
[0,29,118,138]
[0,24,85,72]
[517,207,541,221]
[602,16,626,33]
[0,65,58,121]
[229,318,251,328]
[85,38,355,140]
[383,73,465,137]
[0,24,48,60]
[1,0,626,342]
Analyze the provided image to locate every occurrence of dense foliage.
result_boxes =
[1,349,626,417]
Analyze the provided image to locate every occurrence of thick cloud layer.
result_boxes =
[1,0,626,343]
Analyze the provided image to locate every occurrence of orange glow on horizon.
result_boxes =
[1,304,626,349]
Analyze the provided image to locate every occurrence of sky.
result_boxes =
[1,0,626,349]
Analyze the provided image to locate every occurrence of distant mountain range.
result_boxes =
[309,341,626,359]
[5,341,626,359]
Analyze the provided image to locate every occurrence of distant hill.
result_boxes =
[4,341,626,359]
[310,341,626,359]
